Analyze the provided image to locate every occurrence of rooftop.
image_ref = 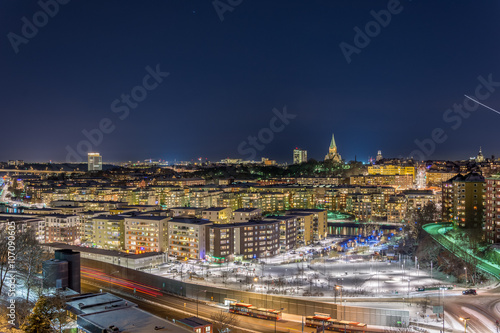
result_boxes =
[233,208,261,213]
[75,294,185,332]
[44,243,162,259]
[67,293,135,315]
[124,215,169,221]
[177,316,212,328]
[169,217,212,225]
[202,207,230,212]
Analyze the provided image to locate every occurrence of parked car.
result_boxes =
[462,289,477,295]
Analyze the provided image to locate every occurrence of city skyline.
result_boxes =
[1,1,500,163]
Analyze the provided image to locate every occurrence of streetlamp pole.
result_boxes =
[464,267,467,285]
[459,317,470,333]
[407,279,411,305]
[441,288,445,333]
[196,290,207,317]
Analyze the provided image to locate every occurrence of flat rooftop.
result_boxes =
[67,293,135,315]
[74,294,186,332]
[80,306,186,332]
[202,207,229,211]
[124,215,169,221]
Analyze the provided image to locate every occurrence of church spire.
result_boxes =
[330,134,336,149]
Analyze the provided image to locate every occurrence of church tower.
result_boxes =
[476,147,485,162]
[324,133,342,162]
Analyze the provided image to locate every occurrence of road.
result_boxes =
[82,269,500,333]
[423,223,500,278]
[81,273,317,333]
[442,290,500,333]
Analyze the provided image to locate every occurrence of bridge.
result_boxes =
[0,169,85,174]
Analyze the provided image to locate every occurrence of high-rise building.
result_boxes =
[324,134,342,162]
[293,148,307,164]
[485,174,500,244]
[442,172,485,228]
[376,150,383,162]
[88,153,102,171]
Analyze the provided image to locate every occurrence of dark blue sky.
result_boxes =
[1,0,500,163]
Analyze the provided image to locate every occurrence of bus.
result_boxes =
[229,303,282,321]
[306,315,368,332]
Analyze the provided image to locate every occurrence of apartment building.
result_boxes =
[403,190,436,212]
[346,194,372,221]
[485,174,500,244]
[427,171,459,187]
[284,209,326,245]
[202,207,232,224]
[231,208,262,223]
[234,220,280,259]
[452,172,485,228]
[90,215,125,250]
[269,215,297,252]
[208,224,234,262]
[167,218,211,260]
[124,216,169,253]
[386,194,407,223]
[170,207,204,218]
[368,165,416,179]
[44,214,80,245]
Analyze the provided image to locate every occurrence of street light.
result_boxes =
[464,267,467,284]
[196,290,207,317]
[407,279,411,305]
[335,285,343,319]
[459,317,470,333]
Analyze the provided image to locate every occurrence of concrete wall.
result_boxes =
[82,258,409,327]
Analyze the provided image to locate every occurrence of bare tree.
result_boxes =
[0,223,33,295]
[49,293,71,333]
[18,229,44,301]
[417,296,431,315]
[352,275,364,293]
[210,310,239,333]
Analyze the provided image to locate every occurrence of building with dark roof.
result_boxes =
[177,316,212,333]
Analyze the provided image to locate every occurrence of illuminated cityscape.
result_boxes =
[1,1,500,333]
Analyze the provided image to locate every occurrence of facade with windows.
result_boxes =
[124,216,169,253]
[167,218,211,260]
[485,174,500,243]
[44,214,80,244]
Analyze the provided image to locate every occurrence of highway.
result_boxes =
[81,271,317,333]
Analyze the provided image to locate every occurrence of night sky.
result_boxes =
[1,0,500,163]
